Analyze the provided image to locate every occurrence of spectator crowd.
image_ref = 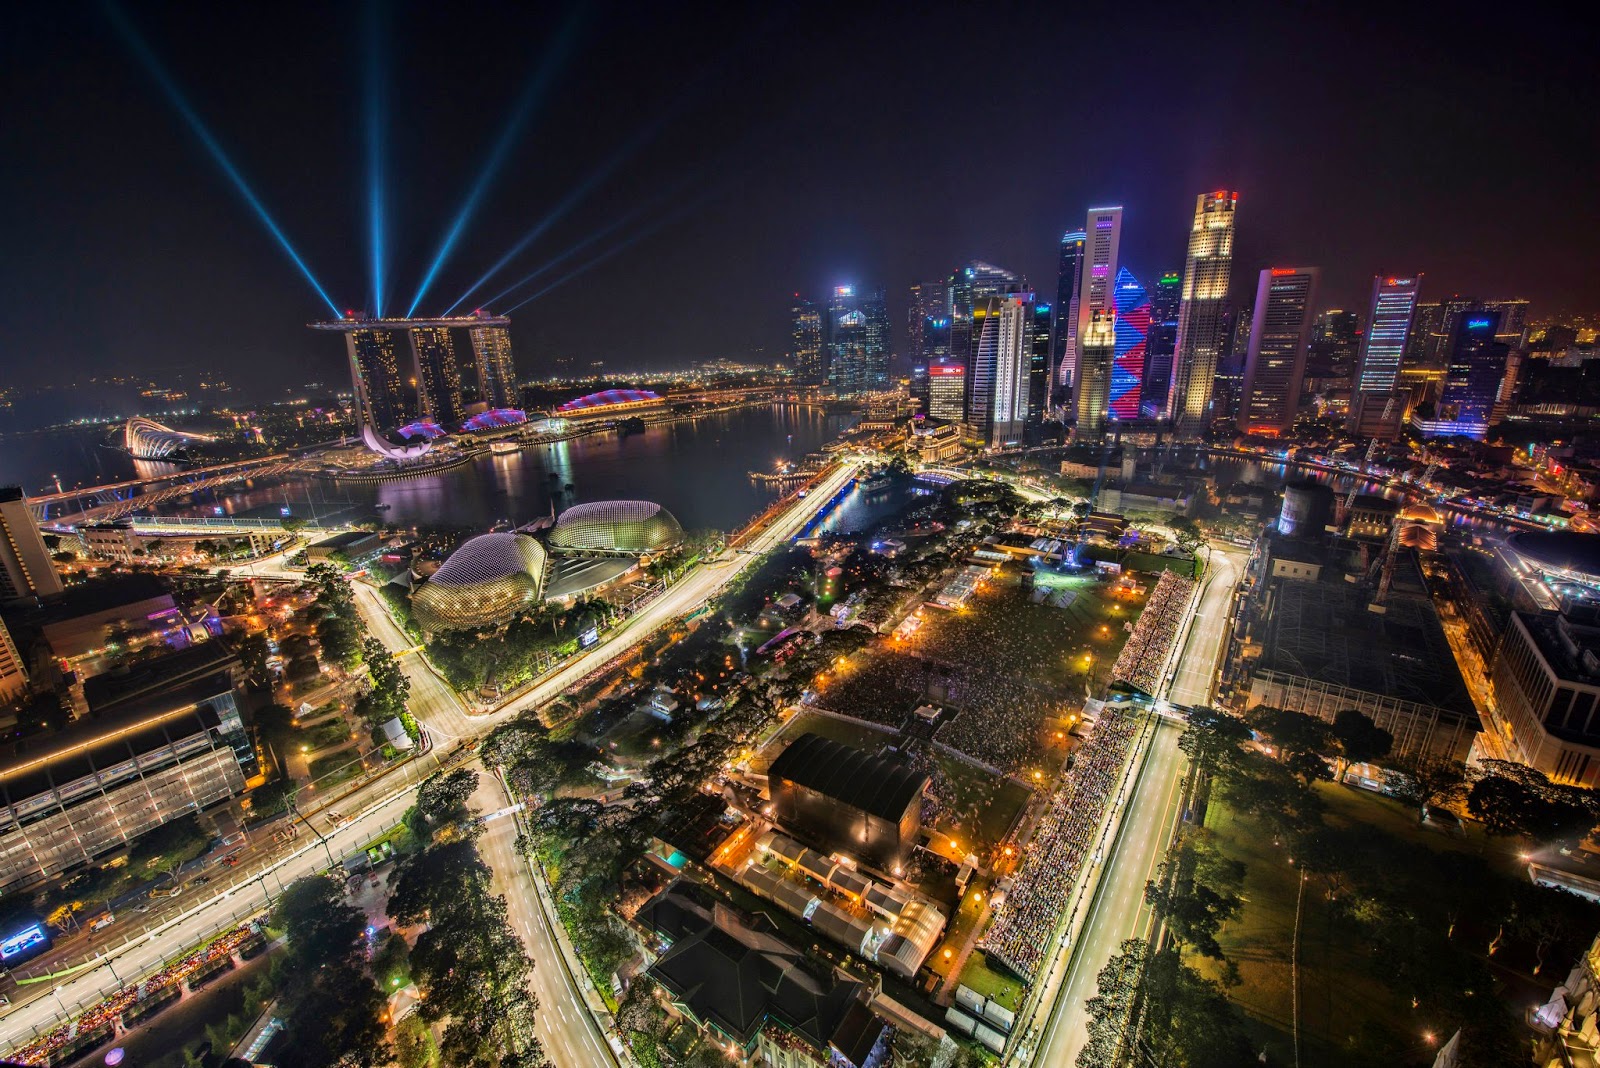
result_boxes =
[979,705,1144,979]
[1109,571,1195,695]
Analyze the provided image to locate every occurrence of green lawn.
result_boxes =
[752,710,896,773]
[932,752,1031,854]
[1201,798,1418,1067]
[1312,780,1526,876]
[957,951,1026,1011]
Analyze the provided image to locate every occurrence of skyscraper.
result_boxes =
[1142,271,1181,417]
[1051,230,1086,393]
[1,486,63,605]
[1417,310,1508,440]
[410,327,464,425]
[949,261,1025,374]
[908,279,949,362]
[966,296,1031,446]
[1026,298,1054,428]
[1167,191,1239,437]
[1483,299,1530,349]
[791,297,824,385]
[927,362,966,421]
[468,316,518,410]
[823,286,890,395]
[1109,268,1151,420]
[1408,301,1444,368]
[1238,267,1320,435]
[345,328,407,431]
[1074,209,1122,389]
[1075,310,1117,437]
[1350,275,1422,437]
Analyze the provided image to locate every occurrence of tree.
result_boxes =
[1385,753,1466,816]
[1246,706,1334,783]
[317,615,361,670]
[274,874,366,974]
[234,632,272,681]
[1177,707,1252,779]
[1077,940,1146,1068]
[1329,708,1393,782]
[416,768,479,824]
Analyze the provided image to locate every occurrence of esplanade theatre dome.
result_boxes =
[411,532,547,632]
[547,500,683,555]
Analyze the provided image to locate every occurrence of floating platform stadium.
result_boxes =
[113,417,215,461]
[409,500,683,632]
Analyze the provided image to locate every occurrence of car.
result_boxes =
[223,853,243,867]
[191,875,212,888]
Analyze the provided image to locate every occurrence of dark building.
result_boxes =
[792,297,824,385]
[1238,267,1320,435]
[639,880,890,1068]
[766,733,927,869]
[1142,271,1181,416]
[1050,230,1086,396]
[1026,296,1054,428]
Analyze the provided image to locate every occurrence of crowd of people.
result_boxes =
[979,706,1144,980]
[10,923,260,1065]
[1110,571,1195,694]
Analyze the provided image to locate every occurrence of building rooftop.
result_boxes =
[642,881,865,1052]
[1516,610,1600,689]
[1509,531,1600,580]
[309,530,379,550]
[36,574,174,625]
[1256,555,1475,714]
[766,733,928,824]
[81,640,240,718]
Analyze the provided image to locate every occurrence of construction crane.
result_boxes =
[1371,518,1403,610]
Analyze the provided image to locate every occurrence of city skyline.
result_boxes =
[3,3,1595,394]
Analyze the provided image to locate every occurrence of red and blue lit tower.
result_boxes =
[1109,268,1150,419]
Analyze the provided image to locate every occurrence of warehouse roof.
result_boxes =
[767,733,927,824]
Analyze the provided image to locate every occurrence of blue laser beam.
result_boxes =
[443,82,703,316]
[474,174,694,310]
[405,7,585,318]
[103,1,342,318]
[503,193,711,314]
[364,0,387,316]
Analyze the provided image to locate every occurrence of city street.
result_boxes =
[472,775,621,1068]
[1025,544,1245,1066]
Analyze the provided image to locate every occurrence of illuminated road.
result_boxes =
[472,776,621,1068]
[1023,544,1244,1067]
[0,785,417,1054]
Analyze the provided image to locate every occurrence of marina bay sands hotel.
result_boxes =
[309,310,517,436]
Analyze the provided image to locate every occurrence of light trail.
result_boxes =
[102,1,342,318]
[404,7,586,317]
[364,0,388,316]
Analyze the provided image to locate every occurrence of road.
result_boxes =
[472,776,620,1068]
[0,785,416,1053]
[1026,544,1245,1067]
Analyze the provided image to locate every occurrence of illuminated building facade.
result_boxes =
[547,500,684,555]
[0,617,25,704]
[346,328,407,430]
[1350,275,1422,437]
[468,318,518,409]
[0,643,253,891]
[949,261,1025,374]
[410,326,464,426]
[1074,209,1122,383]
[1415,310,1508,439]
[966,296,1031,447]
[1109,268,1151,420]
[1,487,62,605]
[1167,190,1239,437]
[411,532,548,633]
[927,362,966,421]
[791,297,824,385]
[1239,267,1320,435]
[825,286,891,395]
[1074,309,1117,437]
[1051,230,1086,392]
[1142,271,1181,416]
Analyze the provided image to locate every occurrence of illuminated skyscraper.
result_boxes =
[1109,268,1150,420]
[1075,310,1116,437]
[824,286,890,395]
[1167,191,1239,437]
[967,296,1030,446]
[1238,267,1320,435]
[1415,310,1508,440]
[1483,299,1530,349]
[908,279,949,362]
[1074,208,1122,389]
[1350,275,1422,437]
[791,297,824,385]
[345,328,407,431]
[949,261,1025,373]
[1142,271,1181,416]
[410,326,464,426]
[927,361,966,421]
[468,314,518,410]
[1051,230,1086,393]
[1027,297,1054,427]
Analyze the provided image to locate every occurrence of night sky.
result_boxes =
[3,2,1596,395]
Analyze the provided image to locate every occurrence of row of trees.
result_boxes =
[388,768,549,1067]
[272,875,390,1066]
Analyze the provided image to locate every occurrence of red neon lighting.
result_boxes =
[1270,268,1297,276]
[929,366,964,376]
